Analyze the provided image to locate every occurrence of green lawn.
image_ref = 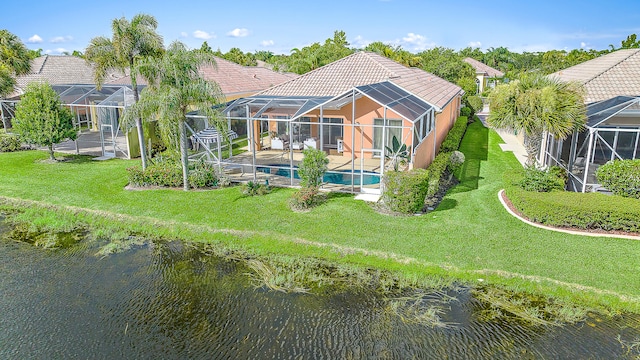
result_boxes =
[1,121,639,312]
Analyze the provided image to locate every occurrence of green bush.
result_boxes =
[504,172,640,233]
[289,186,324,211]
[0,130,21,152]
[298,148,329,187]
[466,95,484,114]
[596,159,640,199]
[440,116,468,152]
[382,151,452,214]
[460,107,472,117]
[241,181,271,196]
[517,166,566,192]
[382,169,430,213]
[188,161,219,188]
[426,151,451,198]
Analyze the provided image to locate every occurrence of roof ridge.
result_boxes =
[583,49,640,86]
[360,51,400,79]
[36,55,48,74]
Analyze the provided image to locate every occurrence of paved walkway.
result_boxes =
[477,107,528,167]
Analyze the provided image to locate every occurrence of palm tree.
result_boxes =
[0,30,31,96]
[487,73,586,166]
[84,13,163,169]
[126,41,226,191]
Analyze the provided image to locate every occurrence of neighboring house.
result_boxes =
[463,57,504,94]
[542,49,640,192]
[195,51,463,194]
[1,55,296,159]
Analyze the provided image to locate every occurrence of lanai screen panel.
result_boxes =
[586,96,638,127]
[355,81,433,122]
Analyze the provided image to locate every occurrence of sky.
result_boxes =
[3,0,640,56]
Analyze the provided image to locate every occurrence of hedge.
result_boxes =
[382,151,452,214]
[595,159,640,199]
[504,171,640,233]
[0,130,21,152]
[440,116,468,153]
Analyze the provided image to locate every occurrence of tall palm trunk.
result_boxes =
[131,76,148,170]
[178,119,189,191]
[524,132,542,167]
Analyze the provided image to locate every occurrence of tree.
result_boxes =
[487,73,586,166]
[84,13,164,170]
[126,41,225,191]
[620,34,640,49]
[0,30,31,99]
[199,41,213,53]
[13,82,77,160]
[298,147,329,187]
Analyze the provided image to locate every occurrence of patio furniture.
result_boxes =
[303,138,317,150]
[271,136,289,150]
[291,142,303,150]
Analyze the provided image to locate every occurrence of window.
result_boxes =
[275,115,288,135]
[292,117,312,143]
[373,118,403,152]
[321,117,343,149]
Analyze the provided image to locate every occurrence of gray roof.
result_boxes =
[11,55,124,97]
[258,51,462,111]
[549,49,640,103]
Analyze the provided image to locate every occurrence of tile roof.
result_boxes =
[463,57,504,78]
[258,51,462,110]
[549,49,640,103]
[107,56,297,97]
[12,55,122,97]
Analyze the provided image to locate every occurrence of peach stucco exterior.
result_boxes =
[262,93,461,169]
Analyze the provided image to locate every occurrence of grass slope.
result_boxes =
[1,121,638,311]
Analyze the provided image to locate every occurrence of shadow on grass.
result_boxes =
[326,192,354,200]
[432,198,458,212]
[57,154,97,164]
[448,122,489,194]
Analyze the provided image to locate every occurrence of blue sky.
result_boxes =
[4,0,640,55]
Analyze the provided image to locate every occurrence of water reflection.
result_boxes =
[0,221,638,359]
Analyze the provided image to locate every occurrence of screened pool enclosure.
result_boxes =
[185,81,440,194]
[541,96,640,192]
[1,84,138,158]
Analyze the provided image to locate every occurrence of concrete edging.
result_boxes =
[498,189,640,240]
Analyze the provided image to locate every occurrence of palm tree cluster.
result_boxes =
[0,29,31,98]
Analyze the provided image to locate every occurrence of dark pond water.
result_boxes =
[0,219,639,359]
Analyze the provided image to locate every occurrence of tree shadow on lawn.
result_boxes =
[448,123,489,194]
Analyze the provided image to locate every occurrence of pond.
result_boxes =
[0,218,638,359]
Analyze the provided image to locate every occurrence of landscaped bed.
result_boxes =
[0,120,639,314]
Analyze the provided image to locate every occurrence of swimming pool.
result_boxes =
[257,165,380,186]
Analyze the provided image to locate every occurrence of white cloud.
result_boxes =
[27,34,43,43]
[468,41,482,48]
[193,30,214,40]
[45,48,68,55]
[399,33,434,51]
[50,36,73,43]
[352,35,370,49]
[227,28,250,37]
[260,40,274,47]
[180,32,188,38]
[580,41,588,49]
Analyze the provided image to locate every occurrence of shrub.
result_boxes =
[596,159,640,199]
[241,181,271,196]
[460,107,472,117]
[440,116,468,152]
[505,171,640,233]
[188,162,218,188]
[126,157,182,188]
[426,151,451,198]
[298,148,329,187]
[516,166,566,192]
[448,151,465,177]
[466,95,484,114]
[289,186,324,211]
[382,169,430,213]
[0,130,21,152]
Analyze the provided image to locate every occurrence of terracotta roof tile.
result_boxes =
[549,49,640,102]
[463,57,504,77]
[107,56,296,97]
[12,55,122,97]
[259,51,461,110]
